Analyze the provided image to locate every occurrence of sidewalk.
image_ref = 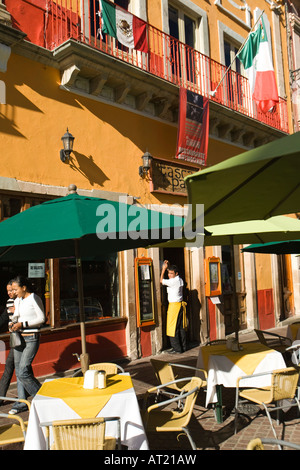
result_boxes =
[1,327,300,451]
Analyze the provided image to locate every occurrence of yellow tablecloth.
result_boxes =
[37,375,133,419]
[201,342,274,376]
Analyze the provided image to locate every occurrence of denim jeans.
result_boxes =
[13,334,41,411]
[0,348,14,405]
[0,345,29,406]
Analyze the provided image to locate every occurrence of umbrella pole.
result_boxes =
[230,236,239,344]
[74,239,90,374]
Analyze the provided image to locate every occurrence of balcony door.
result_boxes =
[168,4,196,85]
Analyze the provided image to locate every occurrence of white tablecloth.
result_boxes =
[196,343,286,406]
[24,375,149,450]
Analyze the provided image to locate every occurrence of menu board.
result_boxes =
[135,258,155,327]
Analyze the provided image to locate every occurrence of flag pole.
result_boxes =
[209,10,265,97]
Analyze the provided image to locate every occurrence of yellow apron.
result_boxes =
[166,301,187,337]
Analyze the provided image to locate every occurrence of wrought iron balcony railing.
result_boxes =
[43,0,288,133]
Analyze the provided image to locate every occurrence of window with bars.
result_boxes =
[168,4,197,83]
[224,39,243,106]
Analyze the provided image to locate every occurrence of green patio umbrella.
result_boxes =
[204,216,300,246]
[183,131,300,229]
[242,239,300,254]
[0,185,184,372]
[205,217,300,340]
[153,215,300,248]
[154,215,300,341]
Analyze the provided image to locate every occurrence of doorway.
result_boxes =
[279,254,295,321]
[161,248,186,350]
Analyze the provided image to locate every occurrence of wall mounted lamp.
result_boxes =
[139,151,153,177]
[60,128,75,163]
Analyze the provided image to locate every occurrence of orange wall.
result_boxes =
[0,321,127,379]
[0,52,179,206]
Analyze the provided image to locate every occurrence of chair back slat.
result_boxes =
[150,359,176,386]
[52,418,107,450]
[89,363,124,374]
[272,368,299,402]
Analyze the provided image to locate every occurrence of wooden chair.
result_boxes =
[0,397,31,447]
[150,358,207,400]
[254,329,292,353]
[89,363,125,374]
[142,377,202,450]
[40,416,121,450]
[235,367,300,449]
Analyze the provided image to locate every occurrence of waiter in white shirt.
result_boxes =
[160,260,187,353]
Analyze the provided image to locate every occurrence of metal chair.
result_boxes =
[247,437,300,450]
[254,329,292,353]
[89,362,125,374]
[142,376,202,450]
[235,367,300,449]
[150,358,207,400]
[0,397,31,447]
[286,340,300,400]
[204,340,227,346]
[40,416,121,450]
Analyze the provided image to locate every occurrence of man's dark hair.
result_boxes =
[168,264,179,275]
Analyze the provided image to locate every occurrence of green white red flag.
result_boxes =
[237,17,278,113]
[100,0,148,53]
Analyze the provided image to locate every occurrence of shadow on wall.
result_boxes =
[69,152,110,187]
[51,337,126,374]
[188,289,201,343]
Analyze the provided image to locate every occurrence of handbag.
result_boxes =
[10,331,22,348]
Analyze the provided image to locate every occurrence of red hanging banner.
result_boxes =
[176,88,209,166]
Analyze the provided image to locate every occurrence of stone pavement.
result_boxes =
[1,326,300,451]
[126,342,300,451]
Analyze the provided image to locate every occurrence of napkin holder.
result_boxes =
[83,370,98,389]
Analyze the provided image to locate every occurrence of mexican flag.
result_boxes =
[100,0,148,53]
[237,17,278,113]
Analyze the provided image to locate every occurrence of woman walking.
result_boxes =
[9,275,45,414]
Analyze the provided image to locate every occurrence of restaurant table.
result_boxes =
[196,342,286,423]
[24,374,149,450]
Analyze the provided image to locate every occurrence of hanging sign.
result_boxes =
[28,263,45,278]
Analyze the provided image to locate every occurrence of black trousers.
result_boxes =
[169,307,187,353]
[0,348,14,404]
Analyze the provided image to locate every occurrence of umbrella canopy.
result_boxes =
[204,216,300,246]
[0,192,184,261]
[184,131,300,227]
[242,240,300,254]
[152,215,300,342]
[0,187,184,372]
[153,216,300,248]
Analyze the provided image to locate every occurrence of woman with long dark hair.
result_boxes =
[9,275,45,414]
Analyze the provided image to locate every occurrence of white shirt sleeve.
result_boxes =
[29,294,45,327]
[12,297,20,322]
[162,278,178,287]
